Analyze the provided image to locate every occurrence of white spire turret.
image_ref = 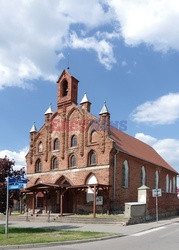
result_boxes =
[80,92,90,104]
[30,123,37,133]
[44,103,53,115]
[80,92,91,112]
[99,101,110,115]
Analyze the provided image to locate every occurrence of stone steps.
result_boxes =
[53,216,128,224]
[0,214,128,225]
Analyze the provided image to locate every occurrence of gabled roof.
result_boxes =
[56,69,79,83]
[110,127,178,174]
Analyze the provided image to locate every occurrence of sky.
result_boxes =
[0,0,179,185]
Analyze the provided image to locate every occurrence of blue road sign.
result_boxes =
[8,183,23,190]
[8,177,28,185]
[18,178,28,184]
[9,177,17,184]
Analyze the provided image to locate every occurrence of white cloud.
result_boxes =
[58,0,112,28]
[68,32,116,70]
[121,60,127,66]
[107,0,179,52]
[96,31,120,40]
[135,133,157,145]
[0,147,28,170]
[2,1,179,89]
[132,93,179,125]
[0,0,113,89]
[135,133,179,172]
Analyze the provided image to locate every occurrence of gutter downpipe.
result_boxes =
[113,149,119,206]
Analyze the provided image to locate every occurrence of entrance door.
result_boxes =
[63,190,73,213]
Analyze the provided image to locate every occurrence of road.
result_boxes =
[22,222,179,250]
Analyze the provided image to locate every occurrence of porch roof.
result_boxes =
[67,183,111,191]
[21,182,70,193]
[21,183,111,194]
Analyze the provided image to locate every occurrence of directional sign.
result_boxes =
[152,188,162,197]
[8,177,28,185]
[9,177,17,184]
[8,183,23,190]
[17,178,28,184]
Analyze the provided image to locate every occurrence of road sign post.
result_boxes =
[156,195,158,222]
[5,176,28,236]
[152,188,162,223]
[5,177,9,238]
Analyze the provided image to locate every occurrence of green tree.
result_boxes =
[0,157,25,213]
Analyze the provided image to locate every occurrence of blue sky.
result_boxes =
[0,0,179,184]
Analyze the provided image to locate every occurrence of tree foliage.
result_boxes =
[0,156,25,213]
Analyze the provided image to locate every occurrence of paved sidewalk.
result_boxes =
[0,216,178,236]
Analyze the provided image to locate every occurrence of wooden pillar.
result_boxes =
[32,192,36,215]
[107,188,110,215]
[45,192,48,214]
[60,193,63,217]
[20,195,22,214]
[59,190,61,214]
[74,190,77,214]
[93,185,96,218]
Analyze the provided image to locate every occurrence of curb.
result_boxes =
[0,234,123,250]
[129,219,179,236]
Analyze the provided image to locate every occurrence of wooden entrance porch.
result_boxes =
[21,183,111,218]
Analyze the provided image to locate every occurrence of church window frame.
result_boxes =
[122,160,129,188]
[52,157,58,170]
[173,176,176,193]
[90,130,97,143]
[35,159,42,173]
[89,150,96,166]
[166,174,169,192]
[155,170,159,189]
[38,142,43,153]
[71,135,77,147]
[69,154,76,168]
[86,174,98,203]
[141,166,146,186]
[54,138,59,150]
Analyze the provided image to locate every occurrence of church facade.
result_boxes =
[26,70,178,215]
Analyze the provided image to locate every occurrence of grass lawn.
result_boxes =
[0,226,116,246]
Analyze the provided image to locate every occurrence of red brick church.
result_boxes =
[25,70,178,216]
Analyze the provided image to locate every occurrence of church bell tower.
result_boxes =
[57,70,79,109]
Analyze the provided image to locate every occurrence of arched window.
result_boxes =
[52,157,58,169]
[38,142,43,153]
[54,138,59,150]
[166,174,169,192]
[62,80,68,96]
[90,130,97,143]
[86,174,98,203]
[70,155,76,168]
[89,151,96,165]
[35,159,42,173]
[169,179,172,193]
[155,170,159,189]
[122,160,129,188]
[173,176,176,193]
[141,166,146,186]
[71,135,77,147]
